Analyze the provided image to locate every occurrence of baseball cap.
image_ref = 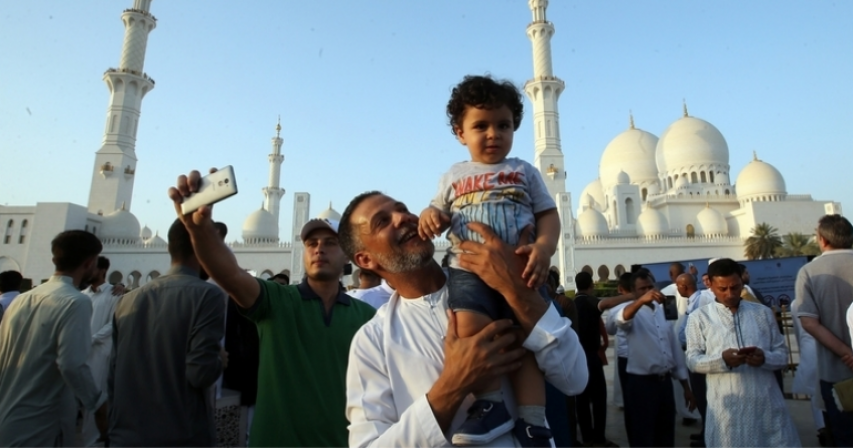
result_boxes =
[300,218,340,241]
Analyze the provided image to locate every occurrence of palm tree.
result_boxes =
[775,232,821,257]
[744,223,783,260]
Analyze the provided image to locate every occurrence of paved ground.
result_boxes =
[595,341,821,448]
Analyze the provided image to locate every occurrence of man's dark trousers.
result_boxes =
[624,372,676,447]
[576,350,607,444]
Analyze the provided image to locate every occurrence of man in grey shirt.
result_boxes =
[108,218,226,446]
[795,214,853,446]
[0,230,106,446]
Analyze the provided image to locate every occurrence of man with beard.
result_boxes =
[339,191,587,447]
[0,230,106,446]
[168,172,376,447]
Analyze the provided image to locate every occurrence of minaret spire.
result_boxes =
[263,118,286,228]
[87,0,157,215]
[523,0,566,199]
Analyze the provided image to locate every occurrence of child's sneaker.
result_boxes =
[451,399,514,445]
[512,418,552,448]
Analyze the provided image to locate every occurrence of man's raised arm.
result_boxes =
[168,169,260,308]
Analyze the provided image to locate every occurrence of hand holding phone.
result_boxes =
[737,346,758,355]
[180,166,239,215]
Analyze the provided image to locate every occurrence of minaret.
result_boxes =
[524,0,566,199]
[87,0,156,215]
[263,118,286,226]
[524,0,576,288]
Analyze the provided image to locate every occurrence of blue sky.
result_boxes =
[1,1,851,241]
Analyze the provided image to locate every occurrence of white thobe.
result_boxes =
[80,283,120,446]
[348,281,394,309]
[686,301,801,447]
[661,284,701,419]
[346,285,588,448]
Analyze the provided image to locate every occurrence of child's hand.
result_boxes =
[418,207,450,240]
[515,242,551,288]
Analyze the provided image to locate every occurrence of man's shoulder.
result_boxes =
[349,296,378,320]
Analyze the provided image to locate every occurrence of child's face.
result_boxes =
[454,105,514,164]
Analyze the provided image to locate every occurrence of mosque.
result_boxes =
[0,0,842,289]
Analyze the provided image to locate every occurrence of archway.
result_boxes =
[146,271,160,283]
[108,271,124,285]
[597,265,610,282]
[614,264,626,277]
[581,265,593,276]
[686,224,696,238]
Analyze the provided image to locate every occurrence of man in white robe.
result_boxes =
[80,256,122,446]
[686,258,800,447]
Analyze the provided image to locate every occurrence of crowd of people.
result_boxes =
[0,75,851,448]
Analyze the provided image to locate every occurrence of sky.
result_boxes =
[1,1,851,241]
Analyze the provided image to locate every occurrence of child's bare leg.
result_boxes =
[511,351,547,427]
[455,310,503,396]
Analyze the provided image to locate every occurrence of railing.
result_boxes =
[575,235,743,246]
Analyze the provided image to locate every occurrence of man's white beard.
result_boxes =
[375,246,434,274]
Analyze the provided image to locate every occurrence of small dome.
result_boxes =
[735,156,787,201]
[140,225,152,240]
[599,127,659,188]
[577,208,609,238]
[696,205,728,236]
[580,179,605,211]
[656,115,729,174]
[674,175,689,190]
[99,208,141,242]
[144,231,166,247]
[637,207,669,237]
[616,170,631,185]
[318,202,342,221]
[242,206,278,242]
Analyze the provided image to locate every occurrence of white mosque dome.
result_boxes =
[577,208,609,238]
[242,206,278,242]
[696,205,728,236]
[140,225,152,240]
[599,127,659,188]
[99,207,141,242]
[318,203,342,221]
[616,170,631,185]
[580,179,605,211]
[656,115,729,175]
[674,175,689,190]
[144,231,166,247]
[735,155,787,202]
[636,207,669,237]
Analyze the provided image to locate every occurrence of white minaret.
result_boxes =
[524,0,566,199]
[524,0,576,288]
[263,118,286,226]
[87,0,156,215]
[290,192,311,283]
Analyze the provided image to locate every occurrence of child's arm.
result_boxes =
[515,208,560,288]
[418,206,451,240]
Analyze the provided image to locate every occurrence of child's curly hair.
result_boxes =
[446,75,524,136]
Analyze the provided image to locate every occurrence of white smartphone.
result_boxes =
[180,166,239,214]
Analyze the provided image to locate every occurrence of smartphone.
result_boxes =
[663,295,678,320]
[738,346,758,355]
[180,166,239,214]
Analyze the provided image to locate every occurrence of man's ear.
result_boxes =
[353,251,378,272]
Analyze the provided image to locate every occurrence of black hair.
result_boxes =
[272,273,290,284]
[0,270,23,292]
[629,269,653,292]
[446,75,523,135]
[618,272,633,293]
[339,191,384,260]
[708,258,741,280]
[52,230,102,272]
[214,221,228,239]
[96,256,110,271]
[167,218,195,261]
[575,271,593,291]
[818,214,853,249]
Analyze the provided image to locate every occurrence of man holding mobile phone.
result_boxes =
[685,258,799,447]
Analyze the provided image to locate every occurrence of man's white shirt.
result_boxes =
[604,305,628,359]
[348,281,394,309]
[345,284,588,448]
[616,301,688,380]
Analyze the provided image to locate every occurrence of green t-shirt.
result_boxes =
[241,279,376,447]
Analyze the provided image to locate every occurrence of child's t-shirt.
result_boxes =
[431,157,556,269]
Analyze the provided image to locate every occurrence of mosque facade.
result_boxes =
[0,0,842,288]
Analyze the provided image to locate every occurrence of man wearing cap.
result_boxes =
[168,173,376,447]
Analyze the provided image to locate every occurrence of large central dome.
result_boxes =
[656,115,729,175]
[599,127,659,188]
